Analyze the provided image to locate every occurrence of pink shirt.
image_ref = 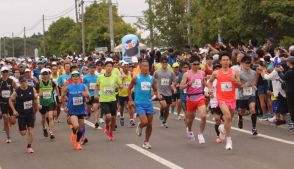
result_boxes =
[186,70,205,101]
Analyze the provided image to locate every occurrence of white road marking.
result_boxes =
[84,120,95,128]
[154,107,294,146]
[127,144,184,169]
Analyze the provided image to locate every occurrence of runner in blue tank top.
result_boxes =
[61,71,90,151]
[128,59,158,149]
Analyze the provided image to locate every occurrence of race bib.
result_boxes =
[123,82,130,88]
[1,90,10,98]
[24,100,33,110]
[104,88,113,95]
[191,79,202,88]
[73,97,83,106]
[243,87,253,96]
[141,82,151,91]
[221,82,232,92]
[43,92,51,99]
[89,83,96,90]
[161,78,170,86]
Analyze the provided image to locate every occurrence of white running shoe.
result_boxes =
[176,115,182,120]
[218,124,226,140]
[99,118,105,124]
[136,123,142,137]
[188,132,195,142]
[198,134,205,144]
[142,142,152,149]
[268,115,276,123]
[225,138,233,150]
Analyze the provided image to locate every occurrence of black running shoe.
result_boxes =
[43,129,48,137]
[252,128,258,136]
[95,122,99,129]
[50,134,55,140]
[81,138,88,145]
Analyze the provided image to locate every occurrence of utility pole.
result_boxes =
[42,14,46,57]
[81,0,85,55]
[75,0,79,23]
[3,37,6,57]
[108,0,114,52]
[187,0,191,49]
[12,32,15,58]
[0,37,2,58]
[148,0,154,50]
[24,27,26,57]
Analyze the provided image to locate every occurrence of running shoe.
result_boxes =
[252,128,258,136]
[50,134,55,140]
[238,119,243,129]
[43,129,49,137]
[176,115,182,120]
[216,137,223,143]
[188,132,195,142]
[142,142,152,149]
[104,128,112,140]
[95,122,99,129]
[120,118,125,126]
[81,137,88,145]
[225,138,233,150]
[130,120,136,127]
[74,142,82,150]
[136,123,142,137]
[26,147,34,153]
[198,134,205,144]
[109,131,114,141]
[268,115,276,123]
[289,122,294,130]
[218,124,226,140]
[71,133,77,143]
[275,120,286,126]
[5,137,12,144]
[99,118,105,124]
[258,114,269,121]
[162,123,169,128]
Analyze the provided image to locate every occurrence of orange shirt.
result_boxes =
[216,68,236,102]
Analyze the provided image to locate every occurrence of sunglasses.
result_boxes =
[245,62,251,64]
[174,67,179,68]
[2,70,9,73]
[162,61,168,64]
[42,73,49,75]
[182,66,189,68]
[72,74,79,77]
[192,63,200,66]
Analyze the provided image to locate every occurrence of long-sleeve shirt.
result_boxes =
[263,70,286,97]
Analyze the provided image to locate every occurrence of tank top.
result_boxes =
[204,65,213,76]
[67,83,86,115]
[186,70,205,101]
[16,86,34,115]
[216,68,236,102]
[0,78,13,103]
[134,74,154,105]
[39,80,55,106]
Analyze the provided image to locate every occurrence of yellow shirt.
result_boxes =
[155,63,173,71]
[119,71,132,97]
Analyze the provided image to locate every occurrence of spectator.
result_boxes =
[167,48,177,66]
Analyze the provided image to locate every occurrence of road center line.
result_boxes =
[84,119,95,128]
[154,107,294,146]
[127,144,184,169]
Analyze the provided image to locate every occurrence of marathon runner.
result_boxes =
[209,51,241,150]
[9,76,38,153]
[180,56,207,144]
[170,62,182,120]
[128,59,158,149]
[61,71,90,150]
[96,58,122,141]
[0,66,17,143]
[154,56,177,128]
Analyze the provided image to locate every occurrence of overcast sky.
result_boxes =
[0,0,147,37]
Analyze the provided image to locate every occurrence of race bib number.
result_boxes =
[43,92,51,99]
[24,100,33,110]
[243,87,253,96]
[123,82,130,88]
[104,88,113,95]
[89,83,96,90]
[73,97,83,106]
[1,90,10,98]
[191,79,202,88]
[221,82,232,92]
[141,82,151,91]
[161,78,170,86]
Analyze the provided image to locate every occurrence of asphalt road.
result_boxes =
[0,102,293,169]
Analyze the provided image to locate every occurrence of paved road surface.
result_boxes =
[0,102,293,169]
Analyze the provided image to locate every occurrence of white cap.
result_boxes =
[1,66,9,72]
[41,68,50,74]
[0,61,5,65]
[212,54,219,61]
[71,71,80,75]
[122,61,129,66]
[200,48,209,54]
[84,57,88,61]
[289,46,294,52]
[105,58,113,63]
[27,58,32,62]
[25,68,31,72]
[131,57,138,63]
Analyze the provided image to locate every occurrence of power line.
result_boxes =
[44,6,76,20]
[45,5,76,18]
